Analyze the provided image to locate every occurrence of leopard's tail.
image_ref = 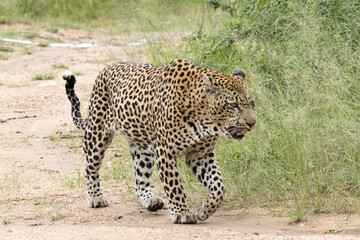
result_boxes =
[62,71,88,130]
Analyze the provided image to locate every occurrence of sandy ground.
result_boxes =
[0,25,360,240]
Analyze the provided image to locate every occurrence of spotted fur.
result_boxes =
[62,59,256,224]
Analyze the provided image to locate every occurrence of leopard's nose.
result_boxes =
[246,120,256,130]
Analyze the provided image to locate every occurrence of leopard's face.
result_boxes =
[203,70,256,141]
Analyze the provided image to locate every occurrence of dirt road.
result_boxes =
[0,25,359,239]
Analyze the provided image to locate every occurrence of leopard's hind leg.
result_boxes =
[63,70,115,208]
[83,74,115,208]
[83,127,114,208]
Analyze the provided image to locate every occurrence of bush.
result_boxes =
[154,0,360,220]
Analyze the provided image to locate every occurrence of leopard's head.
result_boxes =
[203,70,256,141]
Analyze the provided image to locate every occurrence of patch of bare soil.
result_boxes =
[0,25,359,239]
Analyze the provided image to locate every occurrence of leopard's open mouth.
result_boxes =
[227,126,247,141]
[231,133,244,140]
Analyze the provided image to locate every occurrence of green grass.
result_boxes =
[49,129,86,189]
[146,0,360,221]
[101,135,137,189]
[0,0,204,33]
[0,172,22,196]
[8,83,29,88]
[32,72,55,80]
[72,71,83,76]
[2,219,11,225]
[51,212,66,221]
[63,166,85,189]
[23,32,38,39]
[0,46,13,52]
[38,41,50,47]
[53,63,68,69]
[0,54,9,60]
[22,48,33,55]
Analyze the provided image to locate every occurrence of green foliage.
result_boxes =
[2,219,11,225]
[23,32,38,39]
[0,46,14,52]
[0,54,9,60]
[72,71,83,76]
[53,63,68,69]
[7,83,29,88]
[51,212,66,221]
[63,166,85,189]
[32,72,55,80]
[22,48,33,55]
[150,0,360,219]
[0,0,203,32]
[101,135,134,184]
[38,41,50,47]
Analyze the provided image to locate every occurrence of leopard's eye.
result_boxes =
[229,102,238,108]
[227,101,238,108]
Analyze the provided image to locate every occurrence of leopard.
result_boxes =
[62,59,256,224]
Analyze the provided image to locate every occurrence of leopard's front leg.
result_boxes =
[155,146,198,224]
[185,137,225,221]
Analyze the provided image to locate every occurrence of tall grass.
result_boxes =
[0,0,203,32]
[148,0,360,221]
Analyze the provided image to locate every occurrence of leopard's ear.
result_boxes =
[203,74,218,96]
[233,69,246,82]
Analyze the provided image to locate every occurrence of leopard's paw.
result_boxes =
[171,212,198,224]
[88,195,109,208]
[196,207,209,221]
[144,197,164,212]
